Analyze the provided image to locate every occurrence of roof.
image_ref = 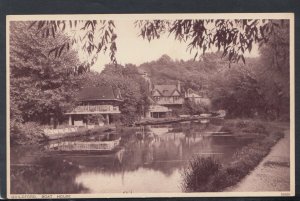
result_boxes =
[77,86,122,102]
[152,84,181,96]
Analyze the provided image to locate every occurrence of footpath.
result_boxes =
[227,129,291,192]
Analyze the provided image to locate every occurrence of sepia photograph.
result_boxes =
[6,13,295,198]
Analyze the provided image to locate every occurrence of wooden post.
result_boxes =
[106,114,110,124]
[68,115,72,126]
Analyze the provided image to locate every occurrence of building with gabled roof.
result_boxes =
[77,86,122,102]
[65,86,123,126]
[151,81,184,108]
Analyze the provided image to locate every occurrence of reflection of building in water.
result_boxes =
[115,148,125,164]
[58,123,217,178]
[140,124,214,163]
[147,125,171,136]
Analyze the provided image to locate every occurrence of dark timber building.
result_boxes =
[65,86,123,126]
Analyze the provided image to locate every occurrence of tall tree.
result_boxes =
[10,21,81,126]
[250,20,290,119]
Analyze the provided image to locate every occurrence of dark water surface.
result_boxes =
[11,120,253,194]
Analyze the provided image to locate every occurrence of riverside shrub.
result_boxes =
[10,122,45,145]
[182,156,221,192]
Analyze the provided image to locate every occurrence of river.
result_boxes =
[10,120,254,194]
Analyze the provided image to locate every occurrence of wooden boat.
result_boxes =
[136,110,226,126]
[43,125,115,140]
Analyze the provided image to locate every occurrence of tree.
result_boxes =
[138,52,289,119]
[10,21,81,127]
[245,21,290,120]
[210,64,265,118]
[28,19,288,67]
[135,19,288,64]
[28,20,117,65]
[78,64,150,125]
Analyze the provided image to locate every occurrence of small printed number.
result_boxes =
[281,192,290,196]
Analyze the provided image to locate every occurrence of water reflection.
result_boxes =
[11,157,88,194]
[11,120,253,193]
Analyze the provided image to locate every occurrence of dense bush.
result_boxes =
[182,156,221,192]
[181,99,209,115]
[10,122,45,145]
[86,114,105,124]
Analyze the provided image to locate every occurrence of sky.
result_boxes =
[75,20,260,72]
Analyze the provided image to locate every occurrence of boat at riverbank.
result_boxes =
[136,110,226,126]
[43,125,115,140]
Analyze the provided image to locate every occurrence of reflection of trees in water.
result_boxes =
[119,129,216,176]
[11,157,88,194]
[10,145,44,164]
[10,121,237,189]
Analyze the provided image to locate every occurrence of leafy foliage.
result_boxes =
[78,64,150,125]
[181,99,210,115]
[86,114,105,124]
[182,156,222,192]
[28,20,117,64]
[135,19,288,64]
[138,51,289,119]
[29,19,288,67]
[10,21,81,127]
[10,122,45,145]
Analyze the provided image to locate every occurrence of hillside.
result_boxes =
[138,53,233,93]
[136,53,288,119]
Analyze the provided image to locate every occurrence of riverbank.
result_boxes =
[226,128,290,192]
[10,115,222,145]
[182,119,288,192]
[136,113,224,126]
[10,121,138,145]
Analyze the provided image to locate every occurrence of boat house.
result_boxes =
[146,103,172,118]
[65,86,123,126]
[151,82,184,111]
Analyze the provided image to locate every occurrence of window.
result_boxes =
[154,96,160,101]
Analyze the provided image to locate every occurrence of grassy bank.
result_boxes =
[182,119,286,192]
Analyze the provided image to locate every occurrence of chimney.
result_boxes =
[177,81,181,93]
